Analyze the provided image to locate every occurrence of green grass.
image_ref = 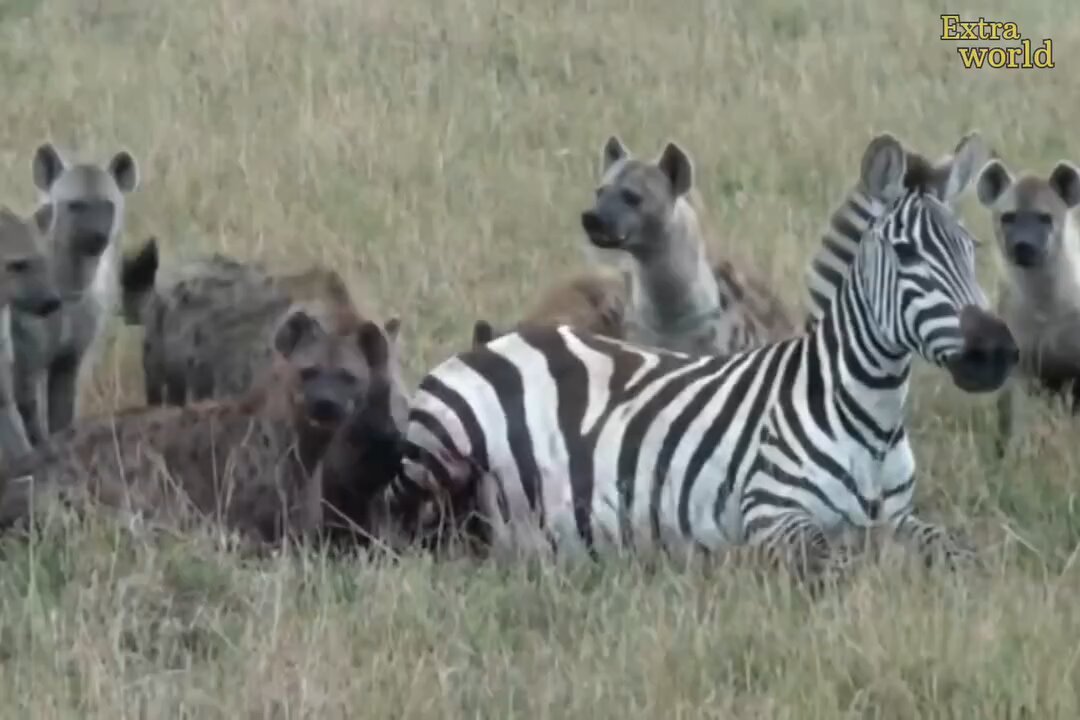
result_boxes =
[1,0,1080,715]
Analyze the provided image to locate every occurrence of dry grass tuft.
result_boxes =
[1,0,1079,715]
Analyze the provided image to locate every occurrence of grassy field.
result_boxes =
[1,0,1079,715]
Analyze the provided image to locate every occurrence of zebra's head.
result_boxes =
[855,134,1018,394]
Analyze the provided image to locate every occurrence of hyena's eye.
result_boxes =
[6,259,29,273]
[1035,212,1053,226]
[620,189,642,207]
[1000,212,1016,225]
[298,367,319,382]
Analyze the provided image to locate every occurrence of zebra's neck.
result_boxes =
[803,189,888,329]
[810,261,912,457]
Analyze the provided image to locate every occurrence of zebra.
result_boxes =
[803,131,990,331]
[388,132,1018,585]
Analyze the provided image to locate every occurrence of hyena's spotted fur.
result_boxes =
[119,238,410,429]
[13,142,139,445]
[975,157,1080,453]
[580,135,796,355]
[0,210,62,461]
[0,308,396,547]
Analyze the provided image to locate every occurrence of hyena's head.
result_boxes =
[0,209,61,317]
[32,142,139,293]
[580,135,694,260]
[272,307,393,439]
[976,158,1080,272]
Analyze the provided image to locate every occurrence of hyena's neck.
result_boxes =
[630,199,719,333]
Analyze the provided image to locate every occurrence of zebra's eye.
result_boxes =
[893,242,921,265]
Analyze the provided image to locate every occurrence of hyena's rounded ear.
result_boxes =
[384,317,401,343]
[32,142,66,193]
[601,135,629,174]
[273,309,320,357]
[471,319,496,348]
[657,141,693,198]
[859,133,906,200]
[357,320,390,369]
[942,130,990,202]
[975,159,1014,208]
[1049,161,1080,210]
[107,150,139,194]
[120,237,160,297]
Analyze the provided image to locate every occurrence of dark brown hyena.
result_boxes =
[0,307,396,547]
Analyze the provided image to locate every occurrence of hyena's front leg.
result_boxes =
[0,358,33,460]
[45,353,80,435]
[15,365,49,447]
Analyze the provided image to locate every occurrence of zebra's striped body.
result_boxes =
[396,135,1016,581]
[803,132,990,331]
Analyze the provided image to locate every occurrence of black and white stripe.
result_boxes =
[802,132,989,332]
[392,152,1009,582]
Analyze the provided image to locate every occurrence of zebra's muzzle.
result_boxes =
[945,305,1019,393]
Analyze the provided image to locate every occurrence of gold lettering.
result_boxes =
[941,14,961,40]
[1002,22,1020,41]
[986,48,1008,69]
[1032,38,1054,69]
[956,46,987,68]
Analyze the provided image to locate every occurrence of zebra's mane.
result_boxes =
[802,151,940,329]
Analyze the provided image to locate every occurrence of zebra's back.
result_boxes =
[401,324,786,559]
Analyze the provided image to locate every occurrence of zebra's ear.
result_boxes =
[1049,161,1080,209]
[975,159,1013,208]
[601,135,629,175]
[860,133,906,200]
[942,131,990,202]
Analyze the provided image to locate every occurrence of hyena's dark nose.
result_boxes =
[308,397,345,424]
[76,231,110,256]
[36,295,61,316]
[581,210,620,249]
[581,210,603,235]
[1009,240,1041,268]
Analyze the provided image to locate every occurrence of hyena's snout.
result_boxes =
[68,201,117,257]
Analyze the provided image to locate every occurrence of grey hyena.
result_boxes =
[0,209,62,461]
[13,142,139,445]
[580,136,796,355]
[975,157,1080,453]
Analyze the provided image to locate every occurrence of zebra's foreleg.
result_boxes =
[748,511,864,591]
[891,511,980,571]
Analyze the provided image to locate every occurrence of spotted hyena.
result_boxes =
[13,142,139,445]
[0,307,396,546]
[119,238,411,429]
[0,209,62,461]
[580,135,796,355]
[975,157,1080,452]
